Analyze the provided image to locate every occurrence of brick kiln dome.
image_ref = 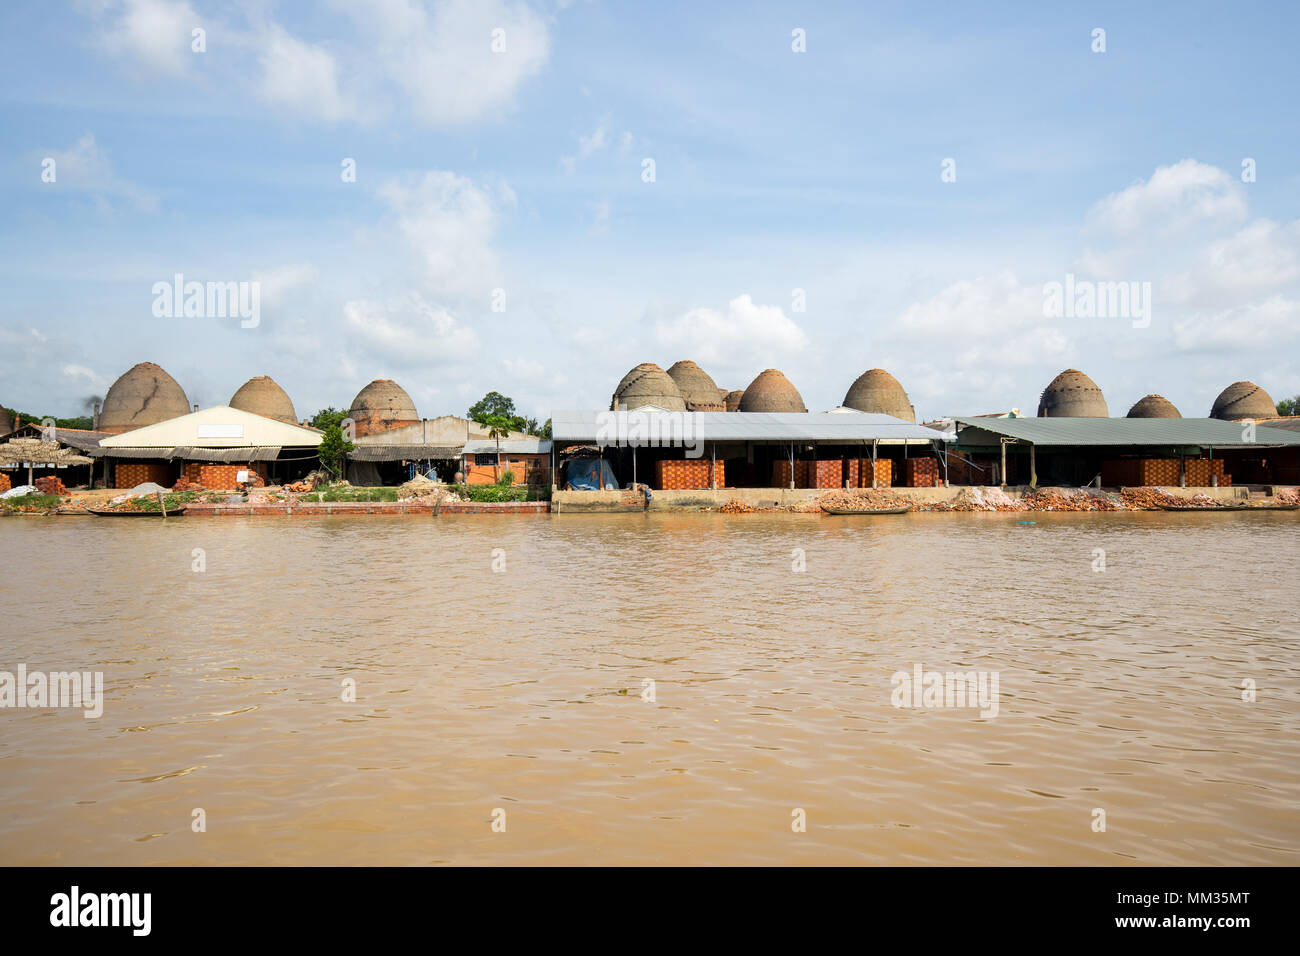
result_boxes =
[348,379,420,436]
[665,360,726,411]
[843,368,915,422]
[0,404,12,435]
[738,369,807,413]
[611,363,686,411]
[230,375,297,424]
[1126,394,1181,418]
[99,361,191,434]
[724,389,744,412]
[1210,381,1276,421]
[1037,369,1109,418]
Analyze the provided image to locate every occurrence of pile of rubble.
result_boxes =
[1022,488,1121,512]
[718,499,756,514]
[397,474,460,504]
[795,488,913,512]
[171,475,204,493]
[1119,487,1182,509]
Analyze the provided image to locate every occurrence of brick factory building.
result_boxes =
[95,405,324,489]
[550,410,949,492]
[951,416,1300,490]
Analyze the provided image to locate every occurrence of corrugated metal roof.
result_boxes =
[953,416,1300,448]
[170,446,283,462]
[92,446,287,460]
[551,410,946,444]
[91,446,167,459]
[462,439,552,455]
[347,444,463,461]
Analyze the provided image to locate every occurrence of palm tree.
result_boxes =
[475,413,514,481]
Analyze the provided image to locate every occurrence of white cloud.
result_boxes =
[1086,159,1247,236]
[99,0,199,76]
[1164,218,1300,306]
[256,25,356,122]
[91,0,550,126]
[41,133,157,212]
[654,294,808,372]
[1173,296,1300,352]
[341,0,550,125]
[342,294,479,366]
[589,198,610,235]
[894,272,1072,368]
[376,170,505,296]
[253,263,319,306]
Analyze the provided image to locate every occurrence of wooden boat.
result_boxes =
[1157,503,1298,512]
[87,507,187,517]
[821,505,912,515]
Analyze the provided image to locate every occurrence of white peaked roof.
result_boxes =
[100,405,323,448]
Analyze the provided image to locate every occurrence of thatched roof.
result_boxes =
[231,375,297,424]
[611,363,686,411]
[1210,381,1276,421]
[348,379,420,436]
[843,368,915,422]
[99,362,191,434]
[724,389,744,411]
[1126,394,1181,418]
[738,369,806,413]
[0,438,93,466]
[1037,369,1109,418]
[665,360,726,411]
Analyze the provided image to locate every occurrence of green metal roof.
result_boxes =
[952,416,1300,448]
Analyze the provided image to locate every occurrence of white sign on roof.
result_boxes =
[197,423,244,439]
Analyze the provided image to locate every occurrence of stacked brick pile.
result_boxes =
[944,451,975,485]
[171,474,204,492]
[1186,459,1230,487]
[844,459,860,488]
[181,462,267,489]
[655,458,724,490]
[856,459,892,488]
[809,460,841,489]
[34,475,68,495]
[900,458,940,487]
[115,463,172,488]
[0,472,10,493]
[1102,459,1231,487]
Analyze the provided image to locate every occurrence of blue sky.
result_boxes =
[1,0,1297,423]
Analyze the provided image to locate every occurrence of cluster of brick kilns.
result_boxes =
[1100,458,1230,487]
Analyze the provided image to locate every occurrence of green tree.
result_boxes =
[5,409,94,431]
[310,407,349,430]
[316,423,355,480]
[473,413,515,480]
[1277,395,1299,416]
[468,391,517,420]
[538,418,552,441]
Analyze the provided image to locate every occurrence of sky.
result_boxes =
[1,0,1297,424]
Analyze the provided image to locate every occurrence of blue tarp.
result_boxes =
[562,458,618,490]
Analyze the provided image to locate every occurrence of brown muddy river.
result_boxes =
[1,511,1297,865]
